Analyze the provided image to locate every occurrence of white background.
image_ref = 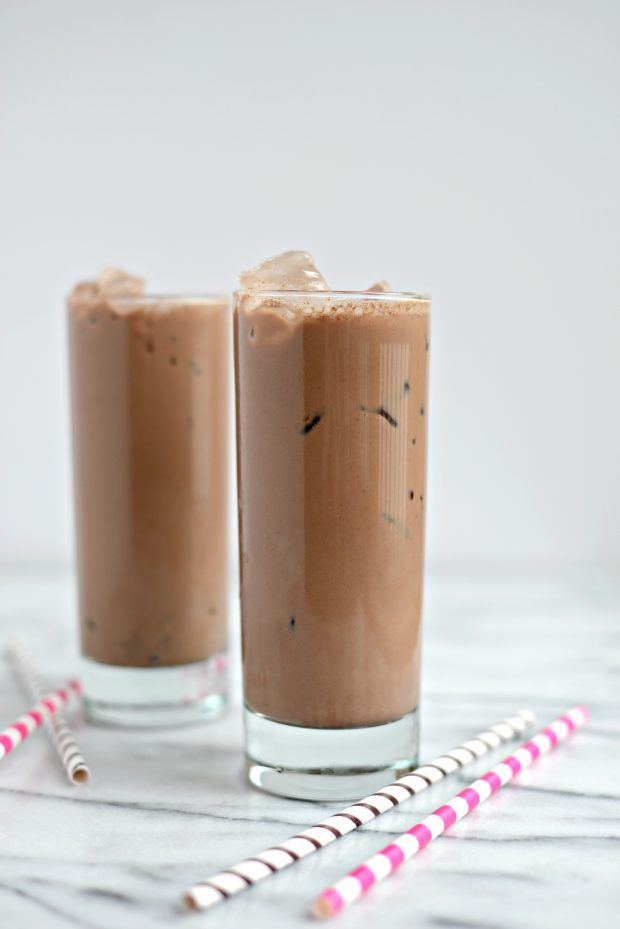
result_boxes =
[1,0,618,572]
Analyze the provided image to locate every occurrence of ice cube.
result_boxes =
[367,280,392,293]
[239,251,329,292]
[68,281,99,308]
[69,268,145,309]
[97,267,145,298]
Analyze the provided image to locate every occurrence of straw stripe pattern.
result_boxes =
[184,709,535,911]
[312,706,588,919]
[7,640,91,784]
[0,679,82,760]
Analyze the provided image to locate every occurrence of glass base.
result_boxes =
[81,653,228,727]
[244,706,419,801]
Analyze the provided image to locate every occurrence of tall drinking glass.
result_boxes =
[69,288,230,725]
[235,288,430,799]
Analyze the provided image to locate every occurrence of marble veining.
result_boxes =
[0,567,618,928]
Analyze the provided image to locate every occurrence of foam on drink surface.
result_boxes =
[238,253,426,319]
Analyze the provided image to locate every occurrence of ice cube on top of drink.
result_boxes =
[69,267,145,310]
[238,251,330,292]
[97,267,145,298]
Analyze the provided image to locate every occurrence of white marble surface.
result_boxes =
[0,567,618,929]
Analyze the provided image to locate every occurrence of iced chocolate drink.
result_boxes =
[235,252,430,799]
[69,269,229,725]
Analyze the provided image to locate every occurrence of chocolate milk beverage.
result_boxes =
[235,253,430,799]
[69,269,229,725]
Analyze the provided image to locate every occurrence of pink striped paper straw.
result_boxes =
[184,709,534,912]
[0,679,82,762]
[7,640,91,784]
[312,705,589,919]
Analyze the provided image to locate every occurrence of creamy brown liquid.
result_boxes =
[235,293,429,728]
[69,294,229,667]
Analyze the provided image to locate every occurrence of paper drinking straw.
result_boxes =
[7,640,91,784]
[0,678,82,762]
[312,705,588,919]
[183,709,534,912]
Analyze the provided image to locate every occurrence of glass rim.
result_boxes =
[105,293,229,306]
[234,289,430,302]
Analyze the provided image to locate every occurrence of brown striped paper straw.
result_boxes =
[7,639,91,784]
[183,709,534,912]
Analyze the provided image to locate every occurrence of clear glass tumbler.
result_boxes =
[235,288,430,799]
[69,291,230,725]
